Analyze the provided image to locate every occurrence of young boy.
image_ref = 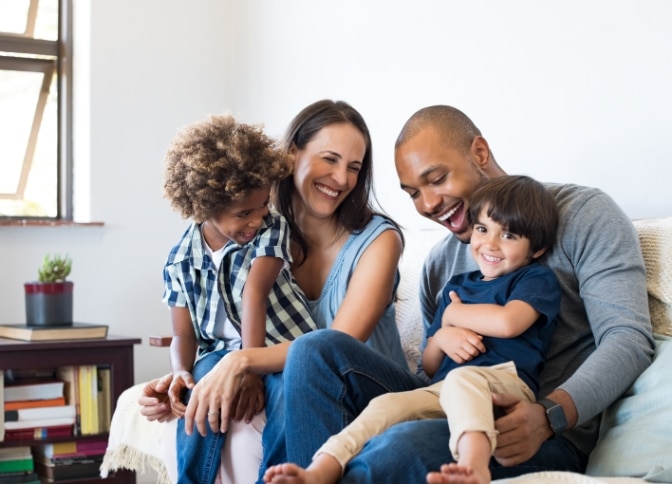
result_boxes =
[263,175,561,484]
[161,114,317,483]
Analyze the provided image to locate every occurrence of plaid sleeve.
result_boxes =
[162,261,188,307]
[252,213,291,263]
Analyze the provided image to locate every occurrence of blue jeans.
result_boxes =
[258,371,285,482]
[280,330,588,483]
[281,330,426,466]
[176,349,230,484]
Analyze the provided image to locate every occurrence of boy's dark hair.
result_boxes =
[164,114,292,223]
[469,175,559,254]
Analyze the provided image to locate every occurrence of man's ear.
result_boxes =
[531,247,547,260]
[470,136,492,169]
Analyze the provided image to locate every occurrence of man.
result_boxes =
[277,105,655,483]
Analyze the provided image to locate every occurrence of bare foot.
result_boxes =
[263,462,337,484]
[426,463,491,484]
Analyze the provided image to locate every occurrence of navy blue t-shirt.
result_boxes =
[426,262,560,395]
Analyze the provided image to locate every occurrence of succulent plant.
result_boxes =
[37,254,72,283]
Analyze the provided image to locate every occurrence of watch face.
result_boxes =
[539,398,567,434]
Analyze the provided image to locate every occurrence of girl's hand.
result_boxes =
[138,373,174,422]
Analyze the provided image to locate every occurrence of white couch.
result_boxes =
[101,218,672,484]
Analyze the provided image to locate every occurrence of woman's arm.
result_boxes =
[329,229,403,340]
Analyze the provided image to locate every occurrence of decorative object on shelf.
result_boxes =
[24,254,73,327]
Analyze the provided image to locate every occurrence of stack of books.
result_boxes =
[3,373,75,442]
[0,447,39,483]
[32,440,107,482]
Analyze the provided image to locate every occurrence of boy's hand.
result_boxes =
[138,373,174,422]
[434,326,485,364]
[229,373,265,423]
[168,370,195,418]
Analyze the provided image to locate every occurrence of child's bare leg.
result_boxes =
[263,453,342,484]
[426,432,492,484]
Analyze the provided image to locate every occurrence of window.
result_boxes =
[0,0,72,219]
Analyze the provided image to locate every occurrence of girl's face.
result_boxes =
[208,187,271,246]
[292,122,366,219]
[470,207,546,281]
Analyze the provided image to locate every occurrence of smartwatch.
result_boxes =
[537,398,567,438]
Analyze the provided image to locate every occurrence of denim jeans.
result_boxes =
[279,330,588,483]
[281,330,426,467]
[258,371,285,483]
[176,349,230,484]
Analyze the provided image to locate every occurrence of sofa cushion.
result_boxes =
[586,335,672,482]
[633,217,672,337]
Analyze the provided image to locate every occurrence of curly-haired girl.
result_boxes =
[161,114,317,483]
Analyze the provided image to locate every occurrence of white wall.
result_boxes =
[1,0,671,385]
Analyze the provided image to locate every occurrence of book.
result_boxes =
[0,323,108,342]
[96,365,111,432]
[33,455,103,481]
[4,381,64,403]
[0,458,33,473]
[0,447,31,461]
[4,406,75,423]
[77,366,99,435]
[4,397,66,412]
[32,439,107,460]
[4,417,76,431]
[0,472,40,484]
[3,424,72,442]
[54,367,80,436]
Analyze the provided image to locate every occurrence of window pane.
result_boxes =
[0,69,57,217]
[0,0,62,219]
[0,0,32,36]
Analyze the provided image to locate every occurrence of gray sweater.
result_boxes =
[419,183,655,456]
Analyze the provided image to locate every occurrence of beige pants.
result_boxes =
[316,361,535,469]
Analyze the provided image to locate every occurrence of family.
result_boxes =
[139,99,655,484]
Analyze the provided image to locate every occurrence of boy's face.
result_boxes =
[470,208,546,281]
[210,187,271,246]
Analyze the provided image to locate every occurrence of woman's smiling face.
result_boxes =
[292,122,366,219]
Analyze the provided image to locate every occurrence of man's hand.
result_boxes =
[492,392,552,466]
[138,373,175,422]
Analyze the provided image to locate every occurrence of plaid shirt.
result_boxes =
[162,222,230,359]
[218,211,317,345]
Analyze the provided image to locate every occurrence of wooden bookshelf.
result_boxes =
[0,335,141,483]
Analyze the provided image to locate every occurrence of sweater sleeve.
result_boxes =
[551,189,655,424]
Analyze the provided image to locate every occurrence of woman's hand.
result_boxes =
[183,350,250,437]
[138,373,174,422]
[168,370,194,418]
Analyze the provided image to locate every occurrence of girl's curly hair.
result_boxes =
[164,114,292,222]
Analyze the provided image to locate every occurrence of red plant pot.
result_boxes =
[24,281,74,326]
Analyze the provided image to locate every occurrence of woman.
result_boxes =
[139,99,415,482]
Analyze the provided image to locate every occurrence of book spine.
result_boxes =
[3,424,73,441]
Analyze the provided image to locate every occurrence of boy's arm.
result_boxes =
[241,256,283,348]
[441,290,540,338]
[169,306,197,374]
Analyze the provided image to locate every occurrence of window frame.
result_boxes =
[0,0,74,221]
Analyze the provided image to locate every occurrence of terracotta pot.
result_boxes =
[24,281,74,326]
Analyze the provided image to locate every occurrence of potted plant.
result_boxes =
[24,254,74,326]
